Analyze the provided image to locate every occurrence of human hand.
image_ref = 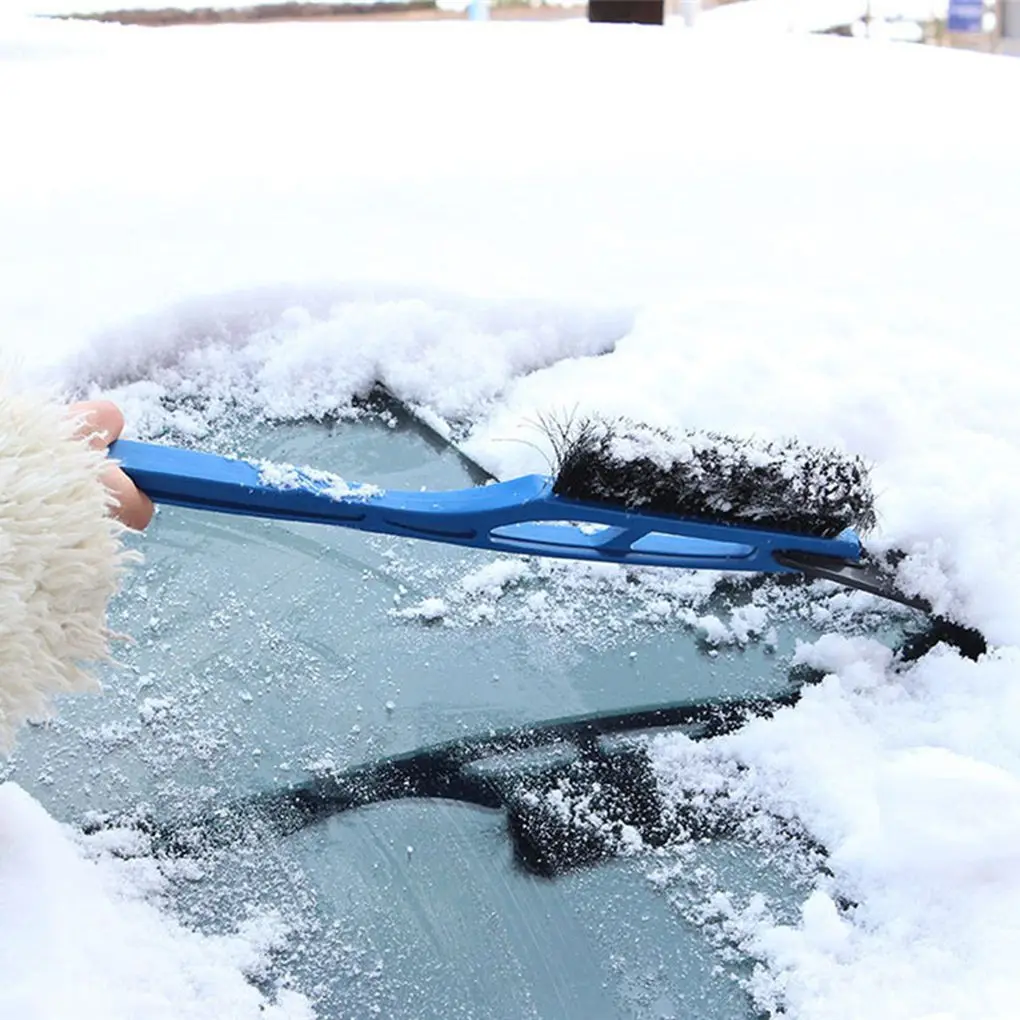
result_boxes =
[68,400,155,531]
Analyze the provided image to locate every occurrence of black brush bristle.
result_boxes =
[549,417,876,539]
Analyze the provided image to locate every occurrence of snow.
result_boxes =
[651,640,1020,1020]
[391,594,449,620]
[256,457,383,499]
[0,783,313,1019]
[3,9,1020,1020]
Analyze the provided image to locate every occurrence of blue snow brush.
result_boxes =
[110,435,859,571]
[109,417,920,608]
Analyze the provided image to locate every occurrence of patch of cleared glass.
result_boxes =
[4,412,904,1019]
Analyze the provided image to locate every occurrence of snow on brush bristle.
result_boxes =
[547,416,876,539]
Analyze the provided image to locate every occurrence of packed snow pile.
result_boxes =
[0,783,313,1019]
[2,9,1020,1020]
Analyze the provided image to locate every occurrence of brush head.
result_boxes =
[549,417,876,539]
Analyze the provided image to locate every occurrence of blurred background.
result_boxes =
[18,0,1018,54]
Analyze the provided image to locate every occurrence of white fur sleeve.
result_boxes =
[0,393,134,752]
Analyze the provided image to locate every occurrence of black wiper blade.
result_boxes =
[105,692,798,870]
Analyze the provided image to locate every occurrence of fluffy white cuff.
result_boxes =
[0,393,133,752]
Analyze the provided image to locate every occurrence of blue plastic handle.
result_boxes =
[109,439,861,573]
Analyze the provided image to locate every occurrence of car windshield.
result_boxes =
[6,411,901,1019]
